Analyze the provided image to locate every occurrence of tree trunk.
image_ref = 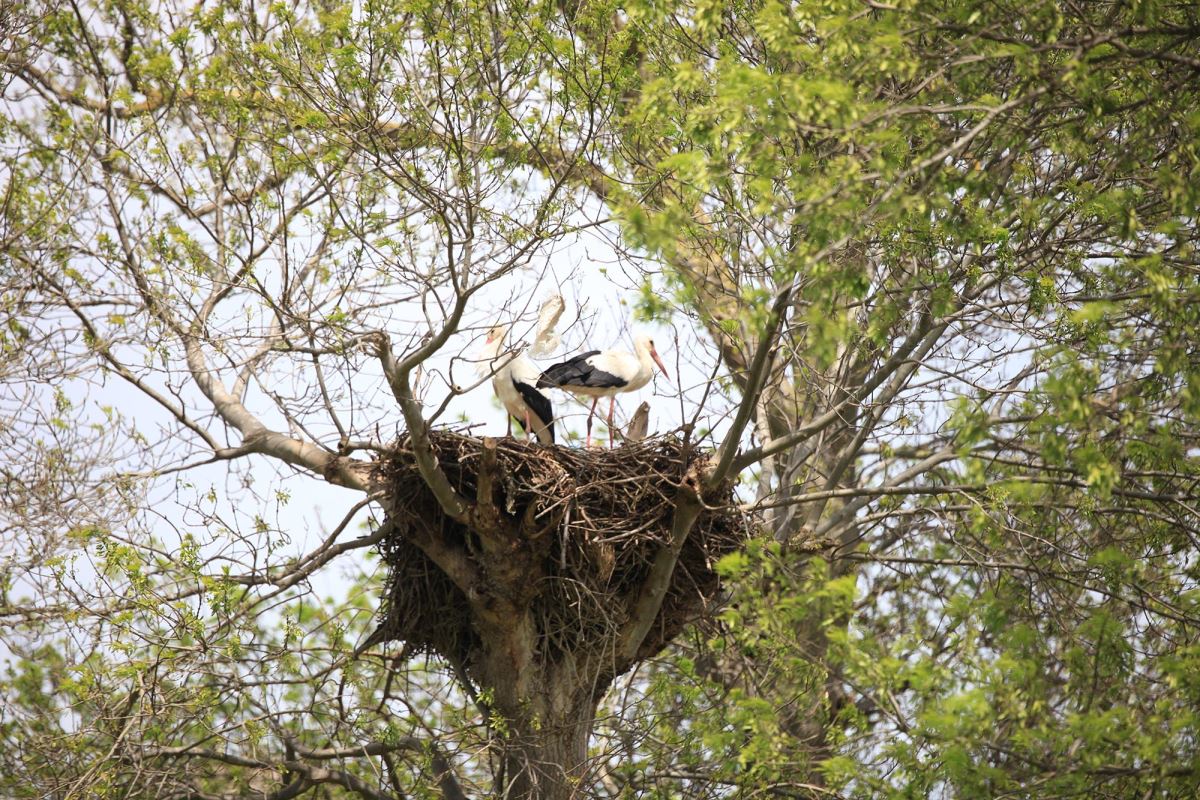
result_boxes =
[474,617,598,800]
[499,699,594,800]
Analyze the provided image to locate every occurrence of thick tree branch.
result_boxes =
[707,283,794,489]
[183,331,369,490]
[729,311,951,474]
[615,465,706,664]
[376,296,475,521]
[799,313,953,533]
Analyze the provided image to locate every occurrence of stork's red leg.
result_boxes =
[586,397,598,447]
[608,396,617,449]
[525,409,534,441]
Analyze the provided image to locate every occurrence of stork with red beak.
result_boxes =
[537,334,669,448]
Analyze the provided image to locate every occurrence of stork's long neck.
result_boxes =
[487,337,532,377]
[481,338,503,361]
[642,340,657,367]
[632,341,655,386]
[479,336,505,369]
[477,332,511,379]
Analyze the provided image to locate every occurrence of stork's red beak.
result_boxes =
[651,347,670,382]
[486,331,497,344]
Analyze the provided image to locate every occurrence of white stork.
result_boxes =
[480,325,555,444]
[476,294,564,445]
[537,334,669,448]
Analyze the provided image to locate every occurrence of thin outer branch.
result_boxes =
[232,495,385,593]
[104,154,293,221]
[141,746,393,800]
[11,62,174,118]
[28,261,220,451]
[814,448,959,539]
[289,739,468,800]
[0,518,388,625]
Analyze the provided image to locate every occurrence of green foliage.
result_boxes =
[3,0,1200,798]
[592,0,1200,797]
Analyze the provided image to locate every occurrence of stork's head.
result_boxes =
[485,325,507,345]
[635,334,670,381]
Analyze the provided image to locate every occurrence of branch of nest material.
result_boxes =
[405,527,483,598]
[615,465,706,664]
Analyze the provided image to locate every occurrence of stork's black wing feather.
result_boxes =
[513,378,555,443]
[537,351,601,387]
[537,351,625,389]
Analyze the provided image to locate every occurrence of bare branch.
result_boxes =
[615,463,706,664]
[375,299,474,521]
[707,283,794,488]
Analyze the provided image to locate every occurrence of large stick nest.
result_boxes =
[370,430,745,677]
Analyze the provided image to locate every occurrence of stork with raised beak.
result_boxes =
[477,295,565,445]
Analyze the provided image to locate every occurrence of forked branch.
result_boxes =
[375,294,475,521]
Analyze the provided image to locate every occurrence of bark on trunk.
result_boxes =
[499,701,594,800]
[475,620,599,800]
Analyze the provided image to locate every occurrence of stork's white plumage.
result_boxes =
[480,325,555,444]
[476,296,563,444]
[537,334,669,447]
